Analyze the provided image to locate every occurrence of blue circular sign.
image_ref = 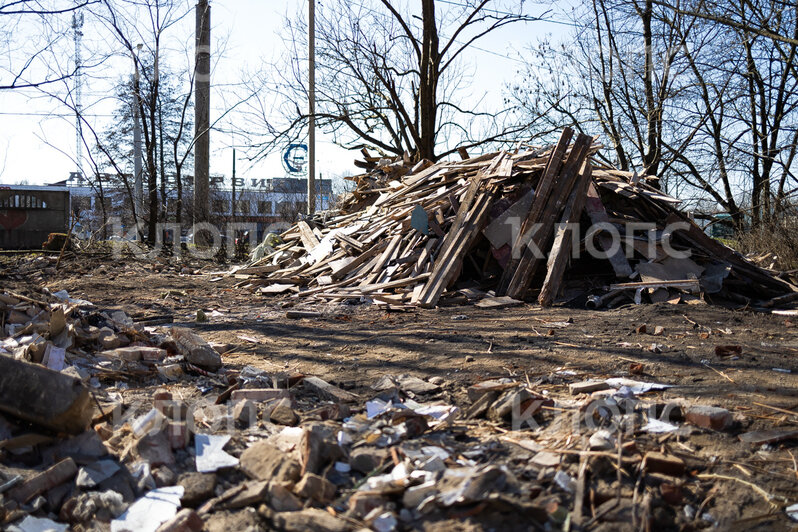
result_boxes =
[283,144,308,175]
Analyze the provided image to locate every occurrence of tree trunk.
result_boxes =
[97,173,108,239]
[640,0,661,179]
[158,95,167,222]
[418,0,439,162]
[176,166,183,226]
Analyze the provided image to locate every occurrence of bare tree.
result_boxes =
[511,0,798,228]
[0,0,97,90]
[243,0,540,163]
[91,0,193,244]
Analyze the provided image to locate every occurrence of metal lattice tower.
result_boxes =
[72,11,84,184]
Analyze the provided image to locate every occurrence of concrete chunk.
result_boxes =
[295,472,337,503]
[303,376,360,403]
[171,327,222,371]
[156,509,204,532]
[240,441,301,483]
[0,356,93,434]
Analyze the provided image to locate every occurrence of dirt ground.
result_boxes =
[4,252,798,530]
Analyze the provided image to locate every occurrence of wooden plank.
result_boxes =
[335,232,366,253]
[505,133,593,299]
[499,128,574,294]
[412,155,506,306]
[538,162,593,306]
[296,221,320,251]
[415,189,496,307]
[8,458,78,503]
[339,272,431,294]
[475,296,523,309]
[236,264,280,276]
[363,233,403,285]
[298,271,370,297]
[411,238,437,276]
[610,279,701,290]
[584,182,633,278]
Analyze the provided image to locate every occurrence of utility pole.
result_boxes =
[72,12,84,184]
[231,148,236,220]
[307,0,316,215]
[132,44,143,222]
[194,0,211,238]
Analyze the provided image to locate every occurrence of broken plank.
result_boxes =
[499,128,574,295]
[538,161,593,306]
[414,187,495,307]
[474,296,523,309]
[505,133,593,299]
[340,272,431,294]
[297,221,321,251]
[8,458,78,503]
[609,279,701,291]
[331,241,388,281]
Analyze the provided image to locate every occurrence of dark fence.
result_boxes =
[0,187,70,249]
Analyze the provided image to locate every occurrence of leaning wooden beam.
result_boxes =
[538,162,594,306]
[498,128,574,295]
[415,189,497,307]
[505,133,593,299]
[665,212,798,293]
[413,154,508,307]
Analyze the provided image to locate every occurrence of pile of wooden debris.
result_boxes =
[238,128,796,308]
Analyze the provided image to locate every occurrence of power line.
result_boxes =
[0,111,115,117]
[434,0,645,36]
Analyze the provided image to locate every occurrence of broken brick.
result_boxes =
[686,405,733,431]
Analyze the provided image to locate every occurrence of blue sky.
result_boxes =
[0,0,566,186]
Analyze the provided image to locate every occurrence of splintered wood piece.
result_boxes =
[415,189,496,307]
[499,128,574,294]
[8,458,78,503]
[363,233,403,285]
[414,153,508,307]
[297,221,320,251]
[329,241,387,280]
[538,162,593,306]
[505,133,593,299]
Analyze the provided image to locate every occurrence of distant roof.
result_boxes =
[0,184,70,192]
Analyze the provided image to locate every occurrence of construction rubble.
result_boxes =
[2,278,798,531]
[238,128,796,309]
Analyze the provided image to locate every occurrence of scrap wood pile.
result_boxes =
[240,128,796,308]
